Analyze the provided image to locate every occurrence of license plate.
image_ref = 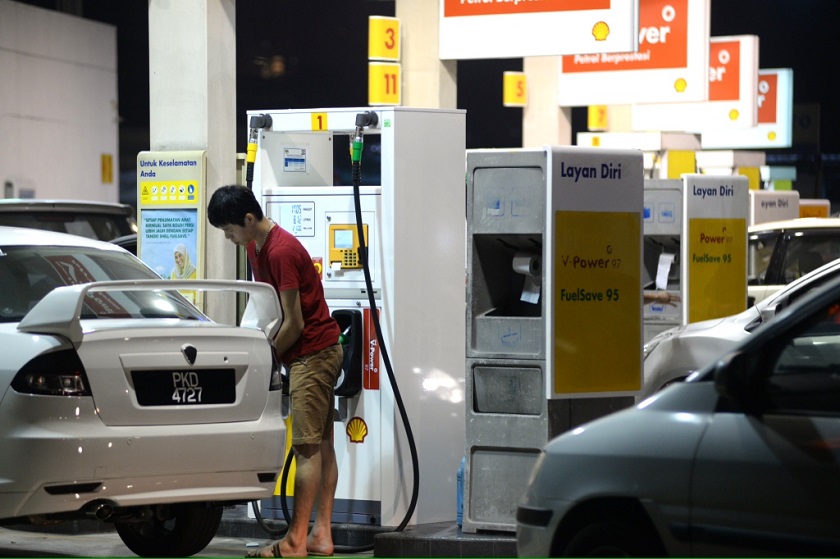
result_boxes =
[132,369,235,406]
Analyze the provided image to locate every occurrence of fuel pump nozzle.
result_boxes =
[245,113,272,190]
[350,111,379,267]
[351,111,379,166]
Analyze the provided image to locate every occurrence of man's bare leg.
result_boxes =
[251,444,320,558]
[306,439,338,556]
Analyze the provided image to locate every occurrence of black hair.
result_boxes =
[207,185,265,227]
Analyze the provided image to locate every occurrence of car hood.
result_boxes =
[533,381,719,506]
[672,305,759,336]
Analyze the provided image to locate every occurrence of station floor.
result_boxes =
[221,504,518,558]
[0,504,517,558]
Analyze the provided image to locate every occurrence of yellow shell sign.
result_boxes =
[346,416,368,443]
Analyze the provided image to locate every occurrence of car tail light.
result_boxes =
[11,349,91,396]
[269,354,283,392]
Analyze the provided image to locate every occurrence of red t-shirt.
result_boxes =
[248,226,339,365]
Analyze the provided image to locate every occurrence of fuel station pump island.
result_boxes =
[236,106,753,539]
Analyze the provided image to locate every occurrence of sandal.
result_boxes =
[245,541,283,557]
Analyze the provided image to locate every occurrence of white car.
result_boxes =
[517,273,840,556]
[0,227,285,557]
[748,217,840,305]
[642,256,840,400]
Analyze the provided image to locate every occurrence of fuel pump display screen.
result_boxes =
[334,229,354,249]
[329,223,367,269]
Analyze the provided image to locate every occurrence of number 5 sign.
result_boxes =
[503,71,527,107]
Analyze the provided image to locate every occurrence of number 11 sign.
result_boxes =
[369,62,401,106]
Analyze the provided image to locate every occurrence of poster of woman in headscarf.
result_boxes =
[170,243,197,279]
[138,208,199,304]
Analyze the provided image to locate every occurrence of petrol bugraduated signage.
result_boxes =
[701,68,794,149]
[632,35,759,132]
[549,147,643,397]
[440,0,639,60]
[136,150,206,307]
[557,0,710,106]
[683,174,748,324]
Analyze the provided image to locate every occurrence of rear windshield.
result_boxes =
[0,211,135,241]
[0,246,204,323]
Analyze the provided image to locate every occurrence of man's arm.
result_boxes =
[273,288,304,358]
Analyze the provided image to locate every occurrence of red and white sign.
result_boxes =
[701,68,794,149]
[631,35,760,132]
[439,0,639,60]
[363,307,380,390]
[557,0,710,106]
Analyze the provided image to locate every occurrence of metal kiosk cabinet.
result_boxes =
[464,147,644,533]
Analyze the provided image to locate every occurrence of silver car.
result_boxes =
[0,227,284,557]
[517,273,840,556]
[642,257,840,400]
[0,198,137,241]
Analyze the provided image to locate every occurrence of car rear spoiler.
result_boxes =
[17,279,282,345]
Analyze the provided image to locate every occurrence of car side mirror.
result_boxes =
[758,301,780,324]
[713,351,764,415]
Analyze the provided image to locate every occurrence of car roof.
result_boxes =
[749,217,840,233]
[0,198,134,216]
[0,225,129,251]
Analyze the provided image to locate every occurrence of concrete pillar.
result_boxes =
[396,0,457,108]
[522,56,572,147]
[148,0,237,322]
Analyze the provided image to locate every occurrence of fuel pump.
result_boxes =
[248,107,467,533]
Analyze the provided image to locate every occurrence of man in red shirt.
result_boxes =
[209,185,342,558]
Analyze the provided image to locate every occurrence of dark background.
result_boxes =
[14,0,840,201]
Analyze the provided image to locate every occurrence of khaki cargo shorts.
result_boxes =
[288,343,343,446]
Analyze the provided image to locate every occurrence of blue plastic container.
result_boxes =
[456,455,465,527]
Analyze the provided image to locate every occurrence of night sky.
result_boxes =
[14,1,840,173]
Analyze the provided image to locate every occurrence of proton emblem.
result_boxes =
[181,344,197,366]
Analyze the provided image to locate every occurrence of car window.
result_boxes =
[779,234,840,285]
[748,231,781,285]
[0,211,135,241]
[766,302,840,415]
[0,246,203,323]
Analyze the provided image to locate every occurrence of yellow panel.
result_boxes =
[368,16,400,61]
[736,166,761,190]
[101,153,114,184]
[800,202,829,218]
[687,218,747,323]
[587,105,608,131]
[311,112,328,131]
[665,150,696,179]
[554,211,641,393]
[503,71,527,107]
[368,62,401,106]
[273,415,295,496]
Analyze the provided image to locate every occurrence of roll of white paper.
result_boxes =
[512,253,541,304]
[512,253,541,277]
